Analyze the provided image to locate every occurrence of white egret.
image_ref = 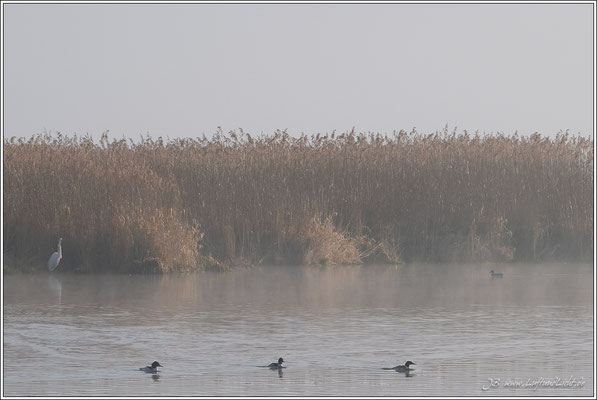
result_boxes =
[47,238,63,271]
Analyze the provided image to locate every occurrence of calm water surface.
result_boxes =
[3,263,593,396]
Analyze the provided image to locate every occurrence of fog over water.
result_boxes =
[3,263,593,396]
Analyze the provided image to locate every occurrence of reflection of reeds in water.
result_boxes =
[3,129,593,272]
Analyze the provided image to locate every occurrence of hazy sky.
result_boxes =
[3,2,594,140]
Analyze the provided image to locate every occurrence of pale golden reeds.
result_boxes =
[3,129,593,272]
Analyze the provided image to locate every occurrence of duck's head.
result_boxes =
[404,361,416,367]
[278,357,284,365]
[151,361,162,368]
[490,270,495,274]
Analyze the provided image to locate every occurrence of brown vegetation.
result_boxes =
[3,128,593,272]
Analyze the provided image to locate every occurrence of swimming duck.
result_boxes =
[490,270,503,278]
[140,361,163,373]
[267,357,285,369]
[383,361,416,372]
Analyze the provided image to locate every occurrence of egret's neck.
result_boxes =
[58,241,62,258]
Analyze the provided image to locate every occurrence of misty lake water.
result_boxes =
[3,263,593,397]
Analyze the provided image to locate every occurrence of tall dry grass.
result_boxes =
[3,129,593,272]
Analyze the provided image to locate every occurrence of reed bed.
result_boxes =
[3,129,593,273]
